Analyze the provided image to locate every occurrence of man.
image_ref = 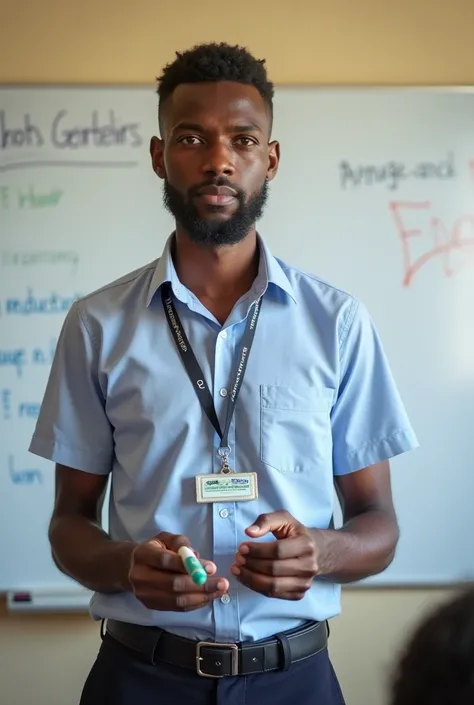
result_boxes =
[29,42,418,705]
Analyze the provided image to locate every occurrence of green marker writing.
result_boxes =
[178,546,208,586]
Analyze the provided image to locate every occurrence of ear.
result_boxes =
[150,136,166,179]
[266,140,280,182]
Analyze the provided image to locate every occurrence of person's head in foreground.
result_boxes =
[390,587,474,705]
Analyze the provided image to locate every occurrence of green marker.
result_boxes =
[178,546,208,586]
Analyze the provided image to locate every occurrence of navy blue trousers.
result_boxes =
[79,632,346,705]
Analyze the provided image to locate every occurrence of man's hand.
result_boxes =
[230,511,320,600]
[129,532,229,612]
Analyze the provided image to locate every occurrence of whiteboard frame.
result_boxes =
[2,81,473,594]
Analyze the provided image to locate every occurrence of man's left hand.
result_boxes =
[230,510,320,600]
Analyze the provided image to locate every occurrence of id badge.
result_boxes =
[195,472,258,503]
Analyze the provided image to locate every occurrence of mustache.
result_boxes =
[188,177,244,198]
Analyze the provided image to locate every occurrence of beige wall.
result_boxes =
[2,2,472,704]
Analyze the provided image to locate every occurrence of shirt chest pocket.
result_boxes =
[260,384,334,474]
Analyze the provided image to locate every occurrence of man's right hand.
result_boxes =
[128,531,229,612]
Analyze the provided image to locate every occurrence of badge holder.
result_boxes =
[195,446,258,504]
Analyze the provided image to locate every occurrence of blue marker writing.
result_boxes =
[178,546,207,586]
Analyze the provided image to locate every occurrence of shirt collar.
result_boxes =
[146,234,182,307]
[146,232,297,307]
[254,235,297,304]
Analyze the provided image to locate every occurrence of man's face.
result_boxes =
[150,81,280,246]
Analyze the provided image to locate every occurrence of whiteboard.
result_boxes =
[1,85,473,598]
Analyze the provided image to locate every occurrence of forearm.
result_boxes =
[49,514,136,594]
[312,508,399,583]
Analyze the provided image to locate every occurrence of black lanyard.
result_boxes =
[161,282,261,459]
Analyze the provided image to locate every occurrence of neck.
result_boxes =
[172,227,260,303]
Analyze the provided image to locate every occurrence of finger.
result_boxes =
[174,591,226,611]
[245,511,299,538]
[232,566,310,600]
[134,565,229,594]
[234,556,316,578]
[143,540,216,575]
[238,535,313,561]
[204,561,217,576]
[155,532,192,553]
[165,573,229,594]
[157,533,218,574]
[140,589,226,612]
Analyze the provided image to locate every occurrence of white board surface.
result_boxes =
[1,85,473,601]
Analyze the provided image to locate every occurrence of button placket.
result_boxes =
[211,323,240,642]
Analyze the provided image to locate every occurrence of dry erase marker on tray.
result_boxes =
[178,546,208,586]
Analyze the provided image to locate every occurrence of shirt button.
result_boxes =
[220,594,231,604]
[219,388,228,398]
[219,508,229,519]
[219,330,227,339]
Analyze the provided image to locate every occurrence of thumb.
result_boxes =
[246,511,298,539]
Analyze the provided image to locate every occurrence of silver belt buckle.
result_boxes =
[196,641,239,677]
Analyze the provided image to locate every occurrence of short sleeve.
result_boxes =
[331,299,418,476]
[28,302,113,474]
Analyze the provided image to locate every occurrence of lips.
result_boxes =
[195,184,237,206]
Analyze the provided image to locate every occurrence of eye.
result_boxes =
[234,136,258,147]
[178,136,202,145]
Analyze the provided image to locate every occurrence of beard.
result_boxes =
[162,177,269,247]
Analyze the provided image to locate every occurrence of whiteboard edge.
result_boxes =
[1,83,474,93]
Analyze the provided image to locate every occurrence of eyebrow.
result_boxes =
[172,122,204,133]
[229,123,263,134]
[172,121,263,134]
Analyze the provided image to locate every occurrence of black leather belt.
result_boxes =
[105,618,328,678]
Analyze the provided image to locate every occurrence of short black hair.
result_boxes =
[156,42,274,130]
[390,588,474,705]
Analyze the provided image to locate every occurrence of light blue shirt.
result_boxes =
[29,234,418,642]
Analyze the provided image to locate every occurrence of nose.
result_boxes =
[202,141,235,178]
